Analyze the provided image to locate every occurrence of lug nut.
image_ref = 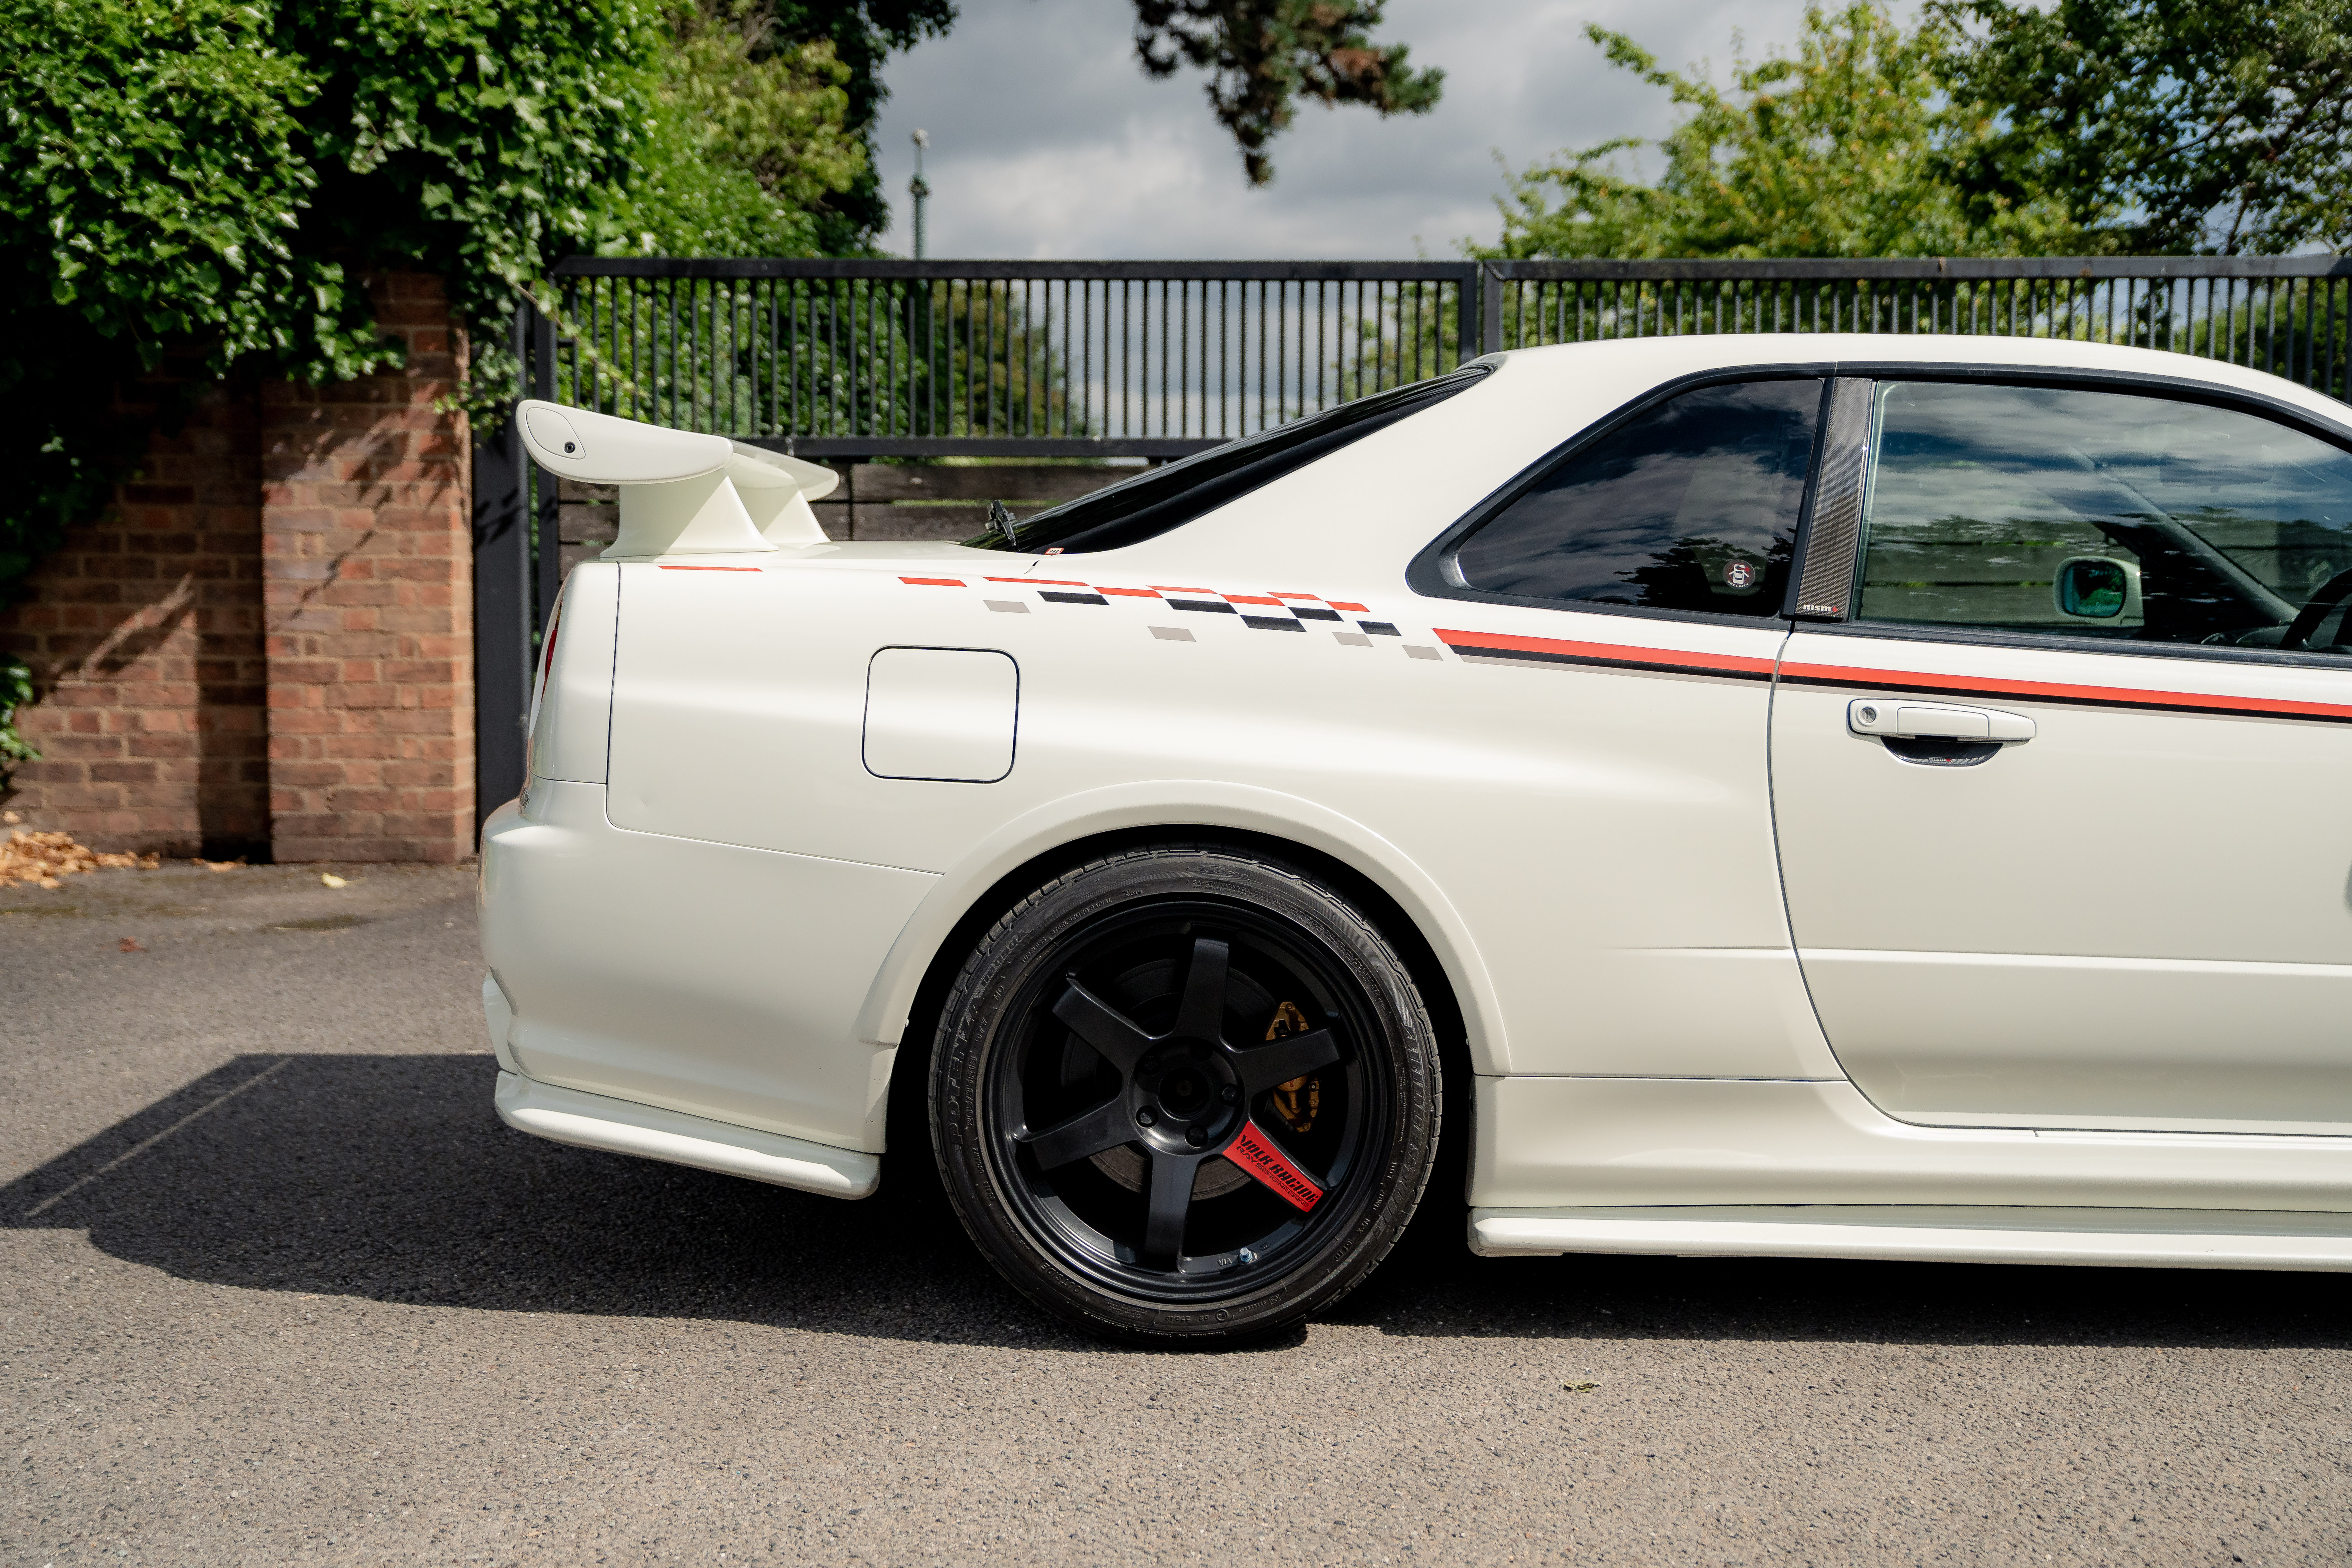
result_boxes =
[1220,1084,1238,1104]
[1137,1107,1157,1127]
[1186,1125,1207,1146]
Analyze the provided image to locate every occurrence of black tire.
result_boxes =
[929,843,1442,1344]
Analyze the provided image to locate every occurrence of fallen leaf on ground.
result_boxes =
[320,872,350,888]
[197,857,246,872]
[117,937,144,953]
[0,829,160,889]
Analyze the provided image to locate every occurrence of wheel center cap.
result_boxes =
[1135,1042,1237,1136]
[1159,1067,1211,1115]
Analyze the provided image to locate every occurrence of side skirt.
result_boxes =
[495,1070,881,1199]
[1469,1205,2352,1272]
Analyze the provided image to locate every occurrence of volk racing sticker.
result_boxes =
[1226,1121,1324,1212]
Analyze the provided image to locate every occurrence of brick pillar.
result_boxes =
[0,376,270,858]
[261,273,475,863]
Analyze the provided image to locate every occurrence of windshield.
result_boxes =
[965,366,1492,554]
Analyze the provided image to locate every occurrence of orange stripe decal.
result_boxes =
[1328,601,1370,613]
[1223,594,1283,606]
[1781,659,2352,723]
[658,564,762,572]
[1439,628,1778,679]
[1096,586,1162,598]
[898,576,965,586]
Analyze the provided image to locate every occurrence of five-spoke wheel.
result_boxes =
[930,844,1442,1342]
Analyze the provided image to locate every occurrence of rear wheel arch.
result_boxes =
[882,825,1473,1167]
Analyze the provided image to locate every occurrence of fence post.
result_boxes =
[1481,263,1505,356]
[1454,264,1479,366]
[470,305,534,827]
[531,308,561,643]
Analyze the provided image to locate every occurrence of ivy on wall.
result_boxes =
[0,0,659,767]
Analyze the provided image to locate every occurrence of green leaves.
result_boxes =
[1481,0,2349,261]
[0,0,661,658]
[0,651,36,767]
[1934,0,2352,255]
[1478,3,2088,261]
[591,0,865,259]
[0,0,352,372]
[1133,0,1442,186]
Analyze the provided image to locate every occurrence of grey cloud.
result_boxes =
[869,0,1830,259]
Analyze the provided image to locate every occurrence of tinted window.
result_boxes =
[1450,379,1822,616]
[970,366,1491,555]
[1858,383,2352,651]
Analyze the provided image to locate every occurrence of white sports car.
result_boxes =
[481,334,2352,1342]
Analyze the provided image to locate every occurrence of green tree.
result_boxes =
[1934,0,2352,255]
[692,0,949,254]
[1478,3,2087,260]
[0,0,656,766]
[1134,0,1443,185]
[602,1,868,257]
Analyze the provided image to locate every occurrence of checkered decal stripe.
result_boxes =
[898,575,1406,638]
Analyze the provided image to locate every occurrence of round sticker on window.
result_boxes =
[1723,560,1758,589]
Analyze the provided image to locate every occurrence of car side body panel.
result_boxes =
[600,538,1827,1084]
[481,333,2352,1263]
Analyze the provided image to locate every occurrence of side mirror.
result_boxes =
[2054,555,2142,621]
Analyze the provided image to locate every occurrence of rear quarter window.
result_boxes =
[968,366,1493,555]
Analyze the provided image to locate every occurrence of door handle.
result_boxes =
[1848,698,2034,743]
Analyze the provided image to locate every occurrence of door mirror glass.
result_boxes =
[2054,556,2136,619]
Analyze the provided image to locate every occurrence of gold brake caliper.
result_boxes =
[1264,1000,1320,1134]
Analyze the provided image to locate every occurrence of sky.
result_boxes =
[866,0,1838,261]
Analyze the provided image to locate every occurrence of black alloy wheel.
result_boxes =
[929,844,1441,1344]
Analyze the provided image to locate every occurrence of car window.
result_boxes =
[1448,378,1823,617]
[968,366,1492,555]
[1856,383,2352,653]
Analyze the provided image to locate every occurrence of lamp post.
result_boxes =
[910,129,931,261]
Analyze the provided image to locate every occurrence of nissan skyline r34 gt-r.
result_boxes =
[480,334,2352,1343]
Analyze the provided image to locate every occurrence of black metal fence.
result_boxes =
[1478,258,2352,388]
[528,258,1480,458]
[473,253,2352,816]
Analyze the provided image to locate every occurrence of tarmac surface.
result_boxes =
[3,858,2350,1566]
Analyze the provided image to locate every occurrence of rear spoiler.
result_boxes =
[515,400,840,557]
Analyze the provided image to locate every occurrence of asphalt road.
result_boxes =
[4,859,2350,1567]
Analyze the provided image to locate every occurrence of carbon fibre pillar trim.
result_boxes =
[1785,377,1873,621]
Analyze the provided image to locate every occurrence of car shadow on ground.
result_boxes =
[6,1052,2346,1355]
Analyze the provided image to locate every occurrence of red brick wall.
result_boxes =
[0,375,270,858]
[262,273,475,863]
[0,272,475,863]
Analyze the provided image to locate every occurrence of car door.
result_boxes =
[1771,374,2352,1134]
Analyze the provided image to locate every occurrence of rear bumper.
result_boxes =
[495,1069,879,1198]
[478,778,934,1153]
